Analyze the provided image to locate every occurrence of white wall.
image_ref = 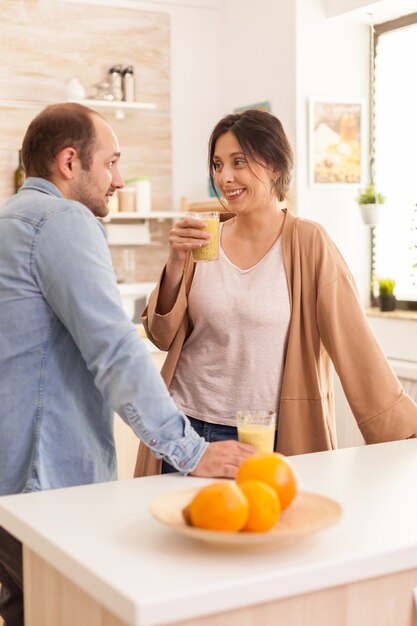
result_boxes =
[217,0,370,303]
[168,4,220,204]
[295,0,371,303]
[218,0,296,148]
[67,0,372,303]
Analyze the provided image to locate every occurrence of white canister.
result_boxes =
[135,178,152,213]
[107,192,119,213]
[64,77,86,101]
[118,188,136,212]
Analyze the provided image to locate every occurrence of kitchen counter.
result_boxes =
[366,307,417,322]
[1,440,417,626]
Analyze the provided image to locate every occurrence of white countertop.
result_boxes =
[1,440,417,625]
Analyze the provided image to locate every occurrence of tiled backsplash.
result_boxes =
[0,0,173,284]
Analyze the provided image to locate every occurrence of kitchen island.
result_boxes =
[1,440,417,626]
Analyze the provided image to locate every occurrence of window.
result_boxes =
[373,16,417,305]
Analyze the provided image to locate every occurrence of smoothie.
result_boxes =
[237,424,275,453]
[236,410,276,454]
[188,212,220,262]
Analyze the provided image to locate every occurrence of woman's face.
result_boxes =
[212,131,277,214]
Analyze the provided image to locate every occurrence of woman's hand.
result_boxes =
[155,216,212,315]
[168,216,212,264]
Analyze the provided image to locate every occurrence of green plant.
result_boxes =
[356,184,386,205]
[377,277,395,296]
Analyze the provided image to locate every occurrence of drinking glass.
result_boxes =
[236,410,276,453]
[186,211,220,262]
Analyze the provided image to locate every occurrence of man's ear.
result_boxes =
[56,147,78,180]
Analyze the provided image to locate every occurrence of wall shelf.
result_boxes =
[0,100,49,109]
[0,98,157,119]
[102,211,184,223]
[68,98,156,111]
[67,99,156,119]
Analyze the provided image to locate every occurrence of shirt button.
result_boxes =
[149,438,157,446]
[179,461,186,468]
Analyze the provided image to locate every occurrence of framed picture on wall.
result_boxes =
[309,99,364,186]
[234,101,271,113]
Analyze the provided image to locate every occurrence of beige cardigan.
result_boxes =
[134,210,417,477]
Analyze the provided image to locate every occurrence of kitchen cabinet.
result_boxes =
[1,440,417,626]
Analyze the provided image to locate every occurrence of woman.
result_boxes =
[134,109,417,476]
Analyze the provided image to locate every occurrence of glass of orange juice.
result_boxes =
[186,211,220,262]
[236,410,276,453]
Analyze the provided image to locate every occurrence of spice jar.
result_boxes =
[108,65,123,101]
[122,66,135,102]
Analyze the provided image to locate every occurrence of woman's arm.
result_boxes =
[155,257,186,315]
[157,214,211,313]
[317,272,417,442]
[141,267,190,352]
[142,215,212,350]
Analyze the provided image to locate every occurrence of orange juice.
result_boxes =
[189,212,220,262]
[237,424,275,453]
[236,410,276,454]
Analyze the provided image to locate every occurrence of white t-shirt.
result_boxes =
[170,230,291,426]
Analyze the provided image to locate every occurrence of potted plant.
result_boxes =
[377,277,396,312]
[357,184,386,226]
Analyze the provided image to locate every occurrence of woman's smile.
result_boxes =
[224,187,246,201]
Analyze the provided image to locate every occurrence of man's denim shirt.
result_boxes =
[0,178,207,495]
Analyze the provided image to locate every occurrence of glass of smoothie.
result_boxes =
[186,211,220,262]
[236,410,276,453]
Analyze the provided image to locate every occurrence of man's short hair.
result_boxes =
[21,102,100,179]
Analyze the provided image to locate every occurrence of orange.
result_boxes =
[188,482,249,532]
[236,452,297,510]
[239,480,281,532]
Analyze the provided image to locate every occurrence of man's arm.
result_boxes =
[34,204,254,474]
[192,441,255,478]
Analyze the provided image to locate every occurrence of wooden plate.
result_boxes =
[150,488,342,547]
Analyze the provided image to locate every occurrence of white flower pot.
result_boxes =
[359,203,384,226]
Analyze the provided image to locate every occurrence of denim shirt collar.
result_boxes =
[21,177,64,199]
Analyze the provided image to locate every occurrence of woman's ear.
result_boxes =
[56,147,78,180]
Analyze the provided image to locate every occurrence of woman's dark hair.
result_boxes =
[208,109,294,202]
[21,102,100,179]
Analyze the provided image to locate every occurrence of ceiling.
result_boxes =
[327,0,417,24]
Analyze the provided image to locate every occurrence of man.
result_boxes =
[0,103,254,626]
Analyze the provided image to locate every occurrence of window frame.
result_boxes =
[372,12,417,311]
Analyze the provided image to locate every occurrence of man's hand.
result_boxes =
[191,441,256,479]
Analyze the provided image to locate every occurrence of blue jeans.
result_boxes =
[161,416,238,474]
